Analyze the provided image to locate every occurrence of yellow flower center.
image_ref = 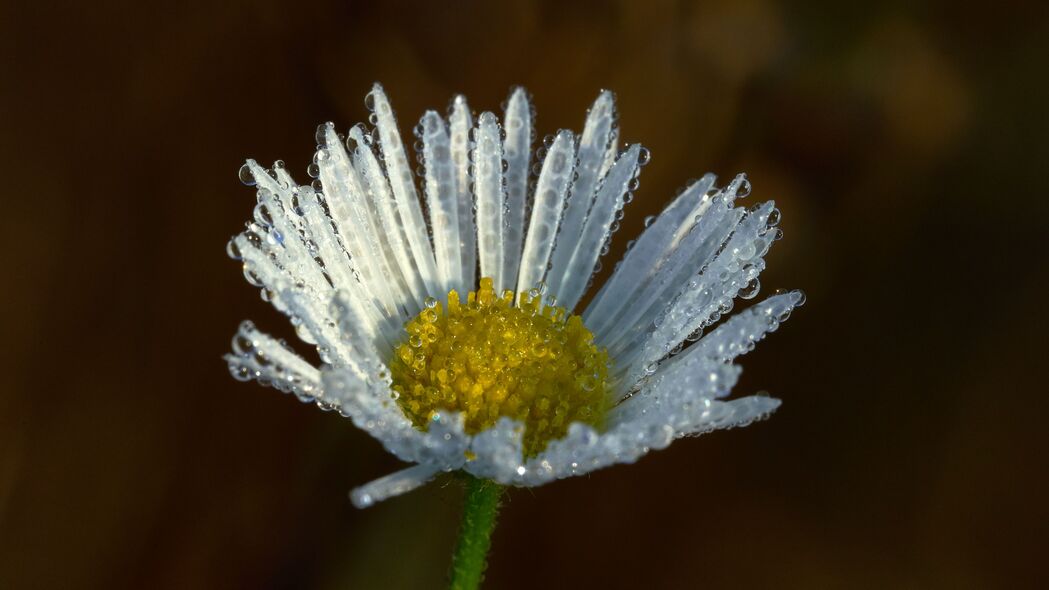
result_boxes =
[390,278,613,457]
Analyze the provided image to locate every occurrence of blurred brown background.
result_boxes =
[2,0,1048,588]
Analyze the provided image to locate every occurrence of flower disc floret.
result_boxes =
[390,278,613,456]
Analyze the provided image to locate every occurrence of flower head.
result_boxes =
[226,83,803,507]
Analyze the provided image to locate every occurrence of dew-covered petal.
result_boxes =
[664,290,805,371]
[600,182,747,359]
[613,358,742,428]
[225,320,323,401]
[349,125,428,314]
[317,123,408,318]
[618,200,780,387]
[674,395,782,437]
[502,87,532,293]
[350,463,444,508]
[464,417,526,483]
[241,160,333,298]
[546,91,617,304]
[329,289,394,366]
[461,361,740,487]
[552,144,641,311]
[321,369,471,470]
[517,130,575,293]
[229,164,386,358]
[368,84,440,297]
[296,187,357,295]
[541,361,733,481]
[598,125,619,181]
[320,367,415,461]
[584,174,716,336]
[449,95,476,294]
[505,362,777,485]
[298,188,399,342]
[473,111,507,292]
[417,111,463,300]
[272,286,355,368]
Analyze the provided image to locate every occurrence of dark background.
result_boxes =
[2,1,1047,588]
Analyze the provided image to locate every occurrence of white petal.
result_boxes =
[349,125,427,314]
[243,161,332,296]
[296,187,357,294]
[464,417,526,483]
[551,144,641,311]
[462,362,743,486]
[546,91,617,302]
[502,87,532,292]
[615,359,781,439]
[321,369,470,470]
[449,96,476,293]
[665,290,805,371]
[231,164,388,357]
[318,123,408,318]
[368,84,440,297]
[272,287,354,368]
[350,463,444,508]
[618,200,779,385]
[509,362,777,484]
[473,112,507,291]
[225,321,322,401]
[329,289,394,365]
[601,185,745,359]
[232,231,291,311]
[616,359,781,438]
[584,174,716,337]
[612,359,742,425]
[418,111,463,300]
[295,187,394,339]
[233,224,369,361]
[675,395,782,437]
[516,130,575,293]
[598,125,619,181]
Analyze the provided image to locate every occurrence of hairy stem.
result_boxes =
[448,475,504,590]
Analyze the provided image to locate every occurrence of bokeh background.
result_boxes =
[2,0,1048,588]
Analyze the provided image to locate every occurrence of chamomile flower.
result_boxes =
[225,84,803,509]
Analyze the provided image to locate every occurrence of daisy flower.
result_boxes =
[225,83,803,510]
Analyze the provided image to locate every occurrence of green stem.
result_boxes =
[448,475,504,590]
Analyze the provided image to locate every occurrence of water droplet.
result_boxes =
[637,147,651,166]
[739,277,761,299]
[226,238,242,260]
[238,163,256,186]
[315,123,331,146]
[253,203,273,227]
[243,265,263,287]
[737,175,752,198]
[767,207,781,227]
[231,364,253,381]
[231,332,254,355]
